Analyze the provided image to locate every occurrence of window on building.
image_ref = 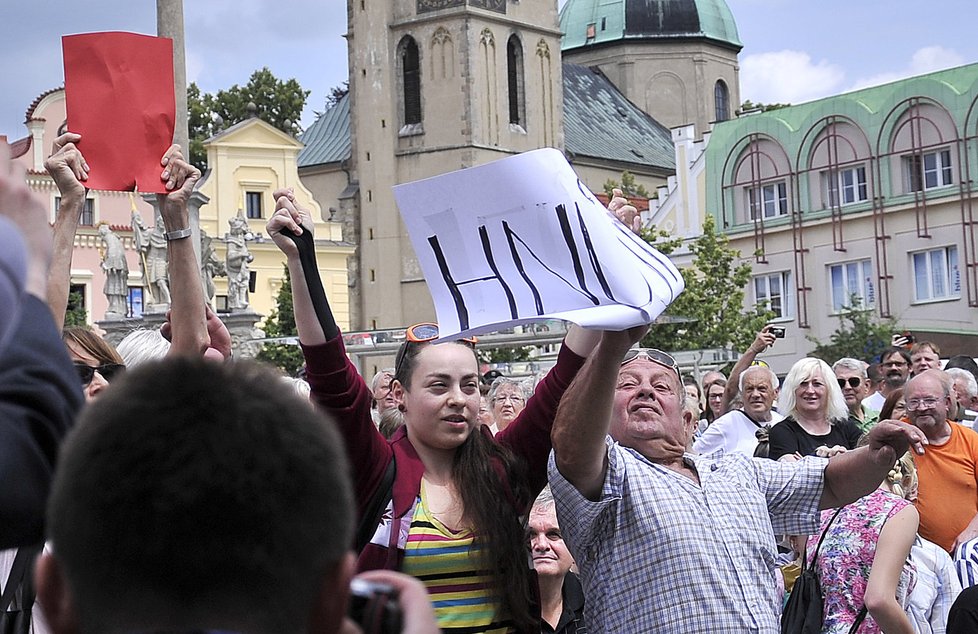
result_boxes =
[823,166,868,207]
[904,149,953,192]
[402,37,422,125]
[714,80,729,122]
[127,287,143,319]
[912,245,960,302]
[55,196,95,225]
[829,259,874,312]
[506,35,525,127]
[754,271,792,319]
[746,182,788,220]
[245,191,263,219]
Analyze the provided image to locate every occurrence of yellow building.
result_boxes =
[198,116,354,329]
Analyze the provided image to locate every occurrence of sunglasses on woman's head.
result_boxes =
[74,362,125,386]
[620,348,680,378]
[404,323,478,345]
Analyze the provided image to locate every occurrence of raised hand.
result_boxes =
[43,132,89,200]
[607,187,642,234]
[267,188,314,258]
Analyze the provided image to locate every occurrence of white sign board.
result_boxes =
[392,148,685,340]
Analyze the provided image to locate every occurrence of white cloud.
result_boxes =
[848,46,966,92]
[740,50,845,105]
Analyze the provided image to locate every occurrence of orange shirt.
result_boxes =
[914,422,978,552]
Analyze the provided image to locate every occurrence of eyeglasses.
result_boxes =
[492,394,525,405]
[74,362,125,386]
[837,377,862,389]
[883,359,908,367]
[621,348,680,377]
[906,397,943,411]
[404,323,477,345]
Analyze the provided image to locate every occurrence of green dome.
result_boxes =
[560,0,742,52]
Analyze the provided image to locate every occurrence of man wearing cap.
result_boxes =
[548,326,928,633]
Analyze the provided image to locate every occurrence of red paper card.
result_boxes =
[63,32,175,193]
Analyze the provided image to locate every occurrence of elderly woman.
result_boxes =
[768,357,862,461]
[487,376,531,434]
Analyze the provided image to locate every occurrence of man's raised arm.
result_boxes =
[551,326,647,500]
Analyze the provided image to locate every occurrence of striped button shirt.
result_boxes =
[548,439,826,634]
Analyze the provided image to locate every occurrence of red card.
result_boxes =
[63,32,175,193]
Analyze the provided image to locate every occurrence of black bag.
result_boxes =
[740,409,771,458]
[0,546,41,634]
[355,458,396,554]
[781,507,844,634]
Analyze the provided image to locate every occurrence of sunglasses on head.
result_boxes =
[620,348,680,377]
[74,362,125,386]
[837,377,862,388]
[404,323,478,345]
[396,323,478,375]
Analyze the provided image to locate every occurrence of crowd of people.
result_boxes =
[0,129,977,634]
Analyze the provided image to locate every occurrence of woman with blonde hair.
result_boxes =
[769,357,862,461]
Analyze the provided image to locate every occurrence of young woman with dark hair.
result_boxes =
[267,189,599,633]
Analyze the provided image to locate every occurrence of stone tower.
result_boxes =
[346,0,564,329]
[559,0,742,137]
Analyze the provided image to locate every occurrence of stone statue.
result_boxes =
[225,214,254,311]
[200,229,226,305]
[97,223,129,318]
[131,209,170,308]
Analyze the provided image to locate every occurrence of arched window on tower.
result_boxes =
[507,35,525,128]
[714,80,730,122]
[401,37,422,126]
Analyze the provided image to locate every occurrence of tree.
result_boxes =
[642,215,773,352]
[187,68,311,170]
[807,298,900,364]
[603,170,651,199]
[478,346,533,364]
[738,99,791,114]
[324,81,349,110]
[256,266,305,376]
[63,290,87,327]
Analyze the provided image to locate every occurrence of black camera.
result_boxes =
[348,579,403,634]
[769,326,785,338]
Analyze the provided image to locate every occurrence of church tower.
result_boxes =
[346,0,564,330]
[559,0,742,137]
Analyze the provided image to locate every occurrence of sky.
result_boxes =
[2,0,977,142]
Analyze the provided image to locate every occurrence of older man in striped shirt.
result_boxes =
[548,326,929,633]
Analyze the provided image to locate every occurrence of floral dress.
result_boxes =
[806,488,916,634]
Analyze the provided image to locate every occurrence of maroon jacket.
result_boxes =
[301,334,586,571]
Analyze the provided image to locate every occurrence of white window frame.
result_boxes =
[746,181,788,220]
[828,259,875,313]
[753,271,793,320]
[904,149,953,192]
[912,245,960,303]
[823,166,868,207]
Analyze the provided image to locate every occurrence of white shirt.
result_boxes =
[862,391,886,412]
[693,409,786,457]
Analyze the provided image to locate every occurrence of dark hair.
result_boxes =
[62,326,124,365]
[879,388,905,421]
[945,355,978,380]
[47,358,354,633]
[881,346,911,366]
[866,363,883,383]
[394,340,536,631]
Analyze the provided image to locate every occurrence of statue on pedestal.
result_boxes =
[225,214,253,311]
[200,229,226,305]
[97,223,128,318]
[131,209,170,309]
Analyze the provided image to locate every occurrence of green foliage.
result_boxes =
[807,298,900,364]
[256,266,305,375]
[603,170,651,199]
[642,215,773,352]
[478,346,533,364]
[738,99,791,114]
[187,68,310,170]
[63,290,88,327]
[324,81,350,111]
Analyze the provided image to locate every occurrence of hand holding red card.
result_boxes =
[62,32,175,193]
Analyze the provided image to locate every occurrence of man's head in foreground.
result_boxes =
[38,358,355,634]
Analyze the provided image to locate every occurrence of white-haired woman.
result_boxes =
[769,357,862,461]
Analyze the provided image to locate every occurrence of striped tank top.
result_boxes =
[401,482,513,633]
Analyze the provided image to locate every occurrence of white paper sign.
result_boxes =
[392,148,685,340]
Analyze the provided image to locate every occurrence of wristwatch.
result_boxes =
[165,227,193,241]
